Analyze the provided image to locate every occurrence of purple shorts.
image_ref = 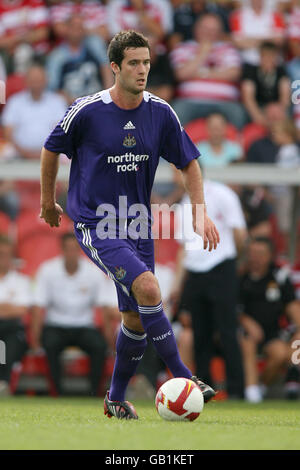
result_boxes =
[74,221,154,312]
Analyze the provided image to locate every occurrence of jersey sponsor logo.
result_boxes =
[123,121,136,130]
[115,266,127,280]
[107,152,149,172]
[123,134,136,148]
[152,330,172,342]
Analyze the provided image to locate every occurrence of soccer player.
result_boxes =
[40,30,220,419]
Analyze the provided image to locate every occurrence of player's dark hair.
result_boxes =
[108,30,150,68]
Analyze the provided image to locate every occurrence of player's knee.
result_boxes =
[132,272,161,306]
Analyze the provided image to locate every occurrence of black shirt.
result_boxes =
[239,265,295,340]
[242,63,288,107]
[247,136,279,164]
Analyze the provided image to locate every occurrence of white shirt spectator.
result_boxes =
[34,257,118,328]
[0,270,32,308]
[175,180,246,272]
[230,5,285,64]
[2,90,67,152]
[107,0,173,37]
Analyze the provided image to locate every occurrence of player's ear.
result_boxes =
[111,62,120,75]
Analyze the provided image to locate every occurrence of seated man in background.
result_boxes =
[170,13,245,129]
[47,13,113,104]
[32,233,119,396]
[196,113,244,167]
[241,41,290,127]
[0,235,31,396]
[239,237,300,403]
[2,63,67,160]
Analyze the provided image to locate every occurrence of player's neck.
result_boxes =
[109,86,144,110]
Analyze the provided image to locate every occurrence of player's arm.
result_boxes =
[40,147,63,227]
[180,159,220,251]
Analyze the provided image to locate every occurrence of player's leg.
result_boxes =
[132,271,192,377]
[108,310,147,402]
[132,271,216,402]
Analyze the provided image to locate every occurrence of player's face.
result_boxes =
[117,47,151,95]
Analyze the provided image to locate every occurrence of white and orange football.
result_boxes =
[155,377,204,422]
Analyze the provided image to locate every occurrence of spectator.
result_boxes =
[237,186,273,239]
[239,237,300,402]
[169,0,230,50]
[286,0,300,60]
[170,13,245,129]
[2,63,67,160]
[0,235,30,396]
[269,119,300,235]
[241,41,291,127]
[0,0,49,74]
[32,233,118,396]
[230,0,285,66]
[47,14,113,104]
[196,113,244,167]
[146,36,175,103]
[107,0,173,42]
[172,177,248,399]
[246,102,287,164]
[49,0,109,44]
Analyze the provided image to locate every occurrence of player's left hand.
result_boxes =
[193,213,220,252]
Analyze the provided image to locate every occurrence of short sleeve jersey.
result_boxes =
[44,89,199,224]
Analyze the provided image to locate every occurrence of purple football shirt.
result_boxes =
[44,89,200,223]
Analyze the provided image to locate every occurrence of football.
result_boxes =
[155,377,204,421]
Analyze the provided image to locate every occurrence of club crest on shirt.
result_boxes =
[115,266,127,280]
[265,281,281,302]
[123,134,136,148]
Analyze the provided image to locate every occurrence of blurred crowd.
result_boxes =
[0,0,300,402]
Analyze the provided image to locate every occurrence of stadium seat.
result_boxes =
[5,73,26,99]
[184,118,240,145]
[16,209,73,276]
[0,212,11,234]
[241,123,267,152]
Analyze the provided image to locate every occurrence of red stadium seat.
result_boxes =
[16,209,73,276]
[5,73,26,99]
[184,118,240,145]
[0,212,11,234]
[241,123,267,152]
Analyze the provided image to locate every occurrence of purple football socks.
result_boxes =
[109,322,147,401]
[138,301,192,378]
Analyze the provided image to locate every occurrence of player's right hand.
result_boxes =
[40,203,63,227]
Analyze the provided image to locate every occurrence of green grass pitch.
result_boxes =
[0,397,299,450]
